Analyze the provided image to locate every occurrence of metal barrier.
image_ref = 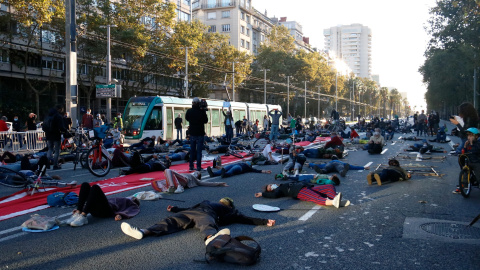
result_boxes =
[0,131,46,152]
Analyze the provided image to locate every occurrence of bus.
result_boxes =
[122,96,282,143]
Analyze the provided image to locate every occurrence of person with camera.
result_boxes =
[44,104,68,170]
[185,97,208,171]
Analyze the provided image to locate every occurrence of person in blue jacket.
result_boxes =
[207,161,271,178]
[308,155,370,177]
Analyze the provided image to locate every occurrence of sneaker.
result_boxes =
[373,173,382,186]
[220,168,226,178]
[313,167,327,174]
[340,200,351,207]
[67,181,77,188]
[196,167,203,172]
[207,166,214,177]
[121,222,144,240]
[189,167,195,171]
[425,150,431,154]
[452,186,461,194]
[340,164,350,177]
[332,192,342,208]
[205,228,230,246]
[64,213,80,225]
[70,214,88,227]
[275,173,284,180]
[367,173,373,185]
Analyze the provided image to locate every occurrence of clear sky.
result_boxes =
[252,0,437,111]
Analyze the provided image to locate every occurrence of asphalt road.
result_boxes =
[1,120,479,270]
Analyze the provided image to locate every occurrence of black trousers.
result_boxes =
[147,209,218,240]
[77,182,114,218]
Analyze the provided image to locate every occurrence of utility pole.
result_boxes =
[286,76,292,117]
[317,85,321,118]
[180,47,193,97]
[65,0,77,127]
[262,69,269,104]
[100,24,117,122]
[232,62,235,102]
[303,81,308,118]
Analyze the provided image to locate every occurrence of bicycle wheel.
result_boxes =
[230,151,244,159]
[80,151,89,169]
[459,167,472,198]
[0,167,28,188]
[86,147,112,177]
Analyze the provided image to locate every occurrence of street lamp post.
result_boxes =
[286,75,292,117]
[180,46,193,97]
[303,81,308,118]
[317,85,321,118]
[100,24,117,123]
[232,62,236,102]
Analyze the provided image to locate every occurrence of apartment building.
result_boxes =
[323,24,372,78]
[192,0,273,55]
[271,17,313,52]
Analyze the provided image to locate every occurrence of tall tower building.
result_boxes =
[323,24,372,78]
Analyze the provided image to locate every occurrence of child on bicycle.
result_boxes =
[453,127,480,193]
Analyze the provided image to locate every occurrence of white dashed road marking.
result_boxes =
[299,205,322,221]
[381,148,388,154]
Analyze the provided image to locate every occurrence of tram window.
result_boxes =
[239,110,246,120]
[212,109,220,127]
[233,110,240,122]
[145,107,162,130]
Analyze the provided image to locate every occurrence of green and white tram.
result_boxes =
[122,96,282,143]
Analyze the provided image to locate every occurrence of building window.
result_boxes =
[0,49,9,62]
[178,11,190,21]
[208,25,216,32]
[253,44,257,53]
[246,28,250,37]
[241,39,245,48]
[222,24,230,32]
[221,0,231,7]
[222,10,230,18]
[207,12,216,19]
[240,26,245,34]
[246,15,250,24]
[207,0,215,8]
[241,12,245,20]
[246,41,250,50]
[252,32,256,41]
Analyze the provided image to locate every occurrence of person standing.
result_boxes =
[450,102,479,154]
[113,112,123,131]
[185,97,208,171]
[26,112,37,150]
[0,116,7,131]
[45,104,67,170]
[263,115,269,131]
[416,110,427,136]
[174,113,183,141]
[222,108,234,143]
[93,114,104,128]
[12,115,23,148]
[63,112,73,130]
[82,108,93,130]
[269,109,282,141]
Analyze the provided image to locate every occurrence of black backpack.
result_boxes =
[205,235,261,266]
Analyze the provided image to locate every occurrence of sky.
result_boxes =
[252,0,438,111]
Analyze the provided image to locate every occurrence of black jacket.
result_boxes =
[170,200,268,226]
[185,105,208,136]
[262,182,312,199]
[12,120,22,132]
[174,117,182,129]
[45,108,67,141]
[222,111,234,127]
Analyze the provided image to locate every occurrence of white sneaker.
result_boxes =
[332,192,342,208]
[70,214,88,227]
[121,222,143,240]
[340,200,351,207]
[205,228,230,246]
[174,186,184,194]
[64,213,80,224]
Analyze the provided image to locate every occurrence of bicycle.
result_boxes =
[0,166,76,191]
[458,154,478,198]
[86,126,113,177]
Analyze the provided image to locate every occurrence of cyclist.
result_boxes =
[453,127,480,193]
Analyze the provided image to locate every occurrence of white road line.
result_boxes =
[381,148,388,154]
[298,205,322,221]
[0,232,27,243]
[365,162,373,168]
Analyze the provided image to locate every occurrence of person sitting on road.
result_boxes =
[64,182,140,227]
[453,127,480,193]
[121,197,275,242]
[275,173,340,185]
[366,159,411,186]
[367,128,385,154]
[282,145,307,176]
[429,124,450,143]
[254,182,347,208]
[119,152,171,175]
[207,161,271,178]
[324,132,344,150]
[152,170,228,193]
[385,124,395,141]
[308,155,370,177]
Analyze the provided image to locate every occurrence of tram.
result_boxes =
[122,96,282,143]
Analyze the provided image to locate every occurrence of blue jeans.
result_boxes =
[189,135,204,170]
[47,140,61,167]
[212,164,243,177]
[303,149,319,158]
[176,129,182,140]
[269,124,279,141]
[225,126,233,142]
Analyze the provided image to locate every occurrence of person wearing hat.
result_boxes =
[121,197,275,242]
[207,161,271,178]
[93,113,104,128]
[453,127,480,193]
[185,97,208,171]
[366,159,411,186]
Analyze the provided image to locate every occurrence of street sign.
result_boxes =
[96,84,116,98]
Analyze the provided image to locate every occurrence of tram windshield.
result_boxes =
[124,101,149,130]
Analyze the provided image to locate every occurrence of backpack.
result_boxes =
[205,234,261,266]
[42,115,54,133]
[47,192,78,207]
